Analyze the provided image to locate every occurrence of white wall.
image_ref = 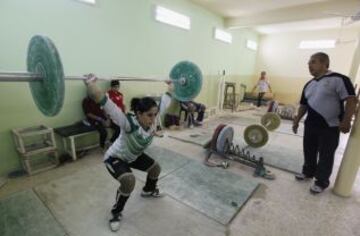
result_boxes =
[256,28,359,104]
[0,0,259,175]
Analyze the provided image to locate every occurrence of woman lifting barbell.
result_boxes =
[84,74,164,232]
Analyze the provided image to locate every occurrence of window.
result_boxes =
[299,40,336,49]
[214,28,232,44]
[76,0,96,5]
[246,40,258,50]
[155,6,191,30]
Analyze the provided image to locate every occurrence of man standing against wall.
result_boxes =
[292,52,357,194]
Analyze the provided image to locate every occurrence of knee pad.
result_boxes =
[147,162,161,179]
[118,173,136,195]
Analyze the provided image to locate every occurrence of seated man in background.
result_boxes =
[160,85,181,130]
[82,95,120,150]
[180,101,206,127]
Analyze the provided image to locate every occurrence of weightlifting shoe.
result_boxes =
[109,212,122,232]
[194,121,202,127]
[295,173,312,181]
[310,184,324,194]
[141,188,164,198]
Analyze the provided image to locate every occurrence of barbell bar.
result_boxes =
[0,35,203,116]
[0,72,173,82]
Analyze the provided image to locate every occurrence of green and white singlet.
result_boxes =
[101,96,155,163]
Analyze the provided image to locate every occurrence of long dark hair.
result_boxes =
[130,97,158,114]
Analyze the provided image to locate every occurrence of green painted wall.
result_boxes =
[0,0,258,175]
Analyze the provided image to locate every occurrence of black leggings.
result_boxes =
[104,154,159,215]
[257,92,265,107]
[105,153,156,179]
[94,121,120,148]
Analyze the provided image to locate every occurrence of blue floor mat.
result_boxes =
[159,159,259,225]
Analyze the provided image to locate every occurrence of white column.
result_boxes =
[333,112,360,197]
[333,32,360,197]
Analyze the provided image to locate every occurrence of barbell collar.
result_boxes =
[0,72,42,82]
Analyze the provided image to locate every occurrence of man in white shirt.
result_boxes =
[293,52,356,194]
[252,71,272,107]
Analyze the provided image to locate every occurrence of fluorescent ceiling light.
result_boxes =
[246,40,258,50]
[299,40,336,49]
[76,0,96,4]
[155,6,191,30]
[214,28,232,44]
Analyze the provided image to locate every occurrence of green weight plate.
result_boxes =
[210,124,226,151]
[216,125,234,153]
[169,61,203,101]
[27,35,64,116]
[244,124,269,148]
[261,112,281,131]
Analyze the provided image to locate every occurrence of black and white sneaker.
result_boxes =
[109,213,122,232]
[141,188,164,198]
[310,184,324,194]
[295,173,312,181]
[194,121,203,127]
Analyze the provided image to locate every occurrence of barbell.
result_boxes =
[260,112,281,131]
[209,112,281,150]
[268,101,297,120]
[0,35,203,116]
[244,112,281,148]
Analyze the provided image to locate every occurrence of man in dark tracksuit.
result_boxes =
[292,52,357,194]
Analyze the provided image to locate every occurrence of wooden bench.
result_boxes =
[243,92,275,106]
[54,122,98,161]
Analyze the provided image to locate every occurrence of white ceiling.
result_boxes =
[190,0,360,34]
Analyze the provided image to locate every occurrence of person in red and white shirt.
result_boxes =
[107,80,126,138]
[107,80,126,112]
